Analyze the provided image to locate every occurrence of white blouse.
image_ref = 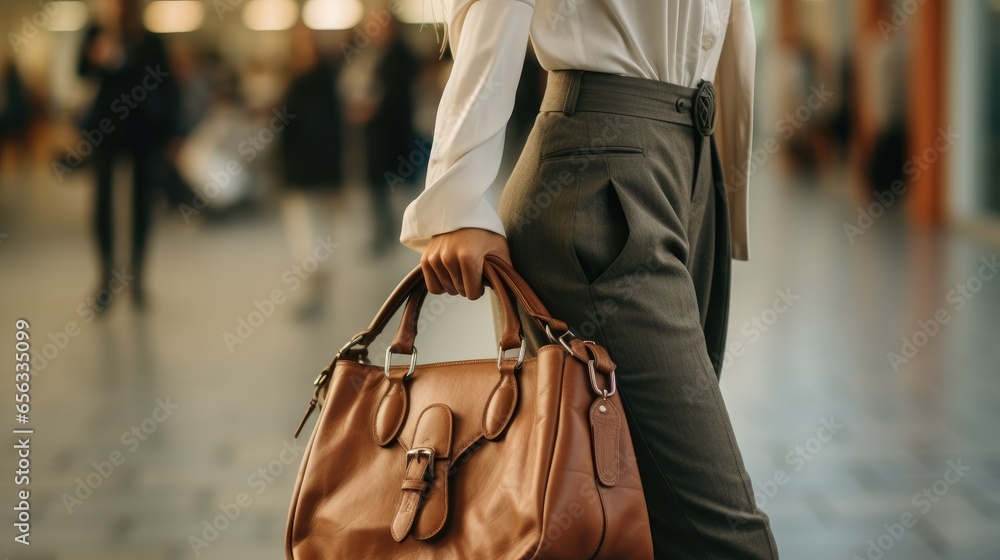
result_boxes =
[400,0,756,260]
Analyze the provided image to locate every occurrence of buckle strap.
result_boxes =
[391,404,453,542]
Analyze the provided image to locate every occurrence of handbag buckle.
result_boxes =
[405,447,436,481]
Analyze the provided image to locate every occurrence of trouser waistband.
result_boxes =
[540,70,718,137]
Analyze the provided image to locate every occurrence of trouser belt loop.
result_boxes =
[562,70,584,116]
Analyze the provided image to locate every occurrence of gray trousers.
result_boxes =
[493,71,779,559]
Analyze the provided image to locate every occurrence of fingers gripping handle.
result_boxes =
[344,252,570,360]
[388,261,522,354]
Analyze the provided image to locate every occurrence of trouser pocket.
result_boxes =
[571,169,632,285]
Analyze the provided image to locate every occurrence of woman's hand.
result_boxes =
[421,228,511,300]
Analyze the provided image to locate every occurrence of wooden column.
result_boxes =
[907,0,949,227]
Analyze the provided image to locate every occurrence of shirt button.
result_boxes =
[702,35,715,50]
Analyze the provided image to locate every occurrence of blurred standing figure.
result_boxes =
[78,0,178,311]
[851,0,909,203]
[0,57,32,170]
[341,15,418,256]
[279,24,344,319]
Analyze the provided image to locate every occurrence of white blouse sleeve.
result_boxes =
[399,0,535,253]
[714,0,755,261]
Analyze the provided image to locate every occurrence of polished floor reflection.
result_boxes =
[1,163,998,559]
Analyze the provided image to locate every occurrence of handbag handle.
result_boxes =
[298,253,617,441]
[344,252,570,359]
[388,260,522,354]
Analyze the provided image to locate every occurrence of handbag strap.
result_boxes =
[345,252,570,357]
[388,262,522,354]
[482,253,570,335]
[344,264,424,354]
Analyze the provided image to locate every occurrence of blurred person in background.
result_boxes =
[851,0,909,203]
[339,13,418,257]
[0,54,32,170]
[77,0,179,310]
[173,63,262,218]
[157,43,219,210]
[781,40,837,180]
[279,23,344,320]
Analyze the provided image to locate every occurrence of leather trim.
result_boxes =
[482,360,519,440]
[391,404,453,542]
[483,264,523,351]
[388,287,428,354]
[372,373,408,447]
[589,398,621,487]
[484,254,570,334]
[568,338,616,375]
[390,263,523,354]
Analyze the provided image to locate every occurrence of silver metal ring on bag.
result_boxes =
[385,346,418,379]
[587,359,617,399]
[497,335,527,370]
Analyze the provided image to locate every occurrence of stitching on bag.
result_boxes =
[372,381,390,444]
[413,404,453,540]
[372,379,406,446]
[502,375,518,437]
[453,433,485,459]
[482,379,503,440]
[528,351,571,558]
[593,401,621,485]
[589,484,610,559]
[482,371,518,440]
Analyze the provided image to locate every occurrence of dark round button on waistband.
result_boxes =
[693,80,717,137]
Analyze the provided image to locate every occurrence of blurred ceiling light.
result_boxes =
[302,0,364,30]
[144,1,205,34]
[243,0,299,31]
[395,0,447,24]
[45,1,89,32]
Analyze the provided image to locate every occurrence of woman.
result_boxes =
[279,23,344,319]
[78,0,178,310]
[400,1,778,558]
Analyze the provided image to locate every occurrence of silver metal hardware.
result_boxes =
[338,333,364,354]
[310,371,330,400]
[587,359,617,399]
[405,447,436,480]
[598,404,607,413]
[497,335,526,369]
[545,326,616,398]
[384,346,418,380]
[545,324,577,354]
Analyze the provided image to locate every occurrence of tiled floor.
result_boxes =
[1,161,998,559]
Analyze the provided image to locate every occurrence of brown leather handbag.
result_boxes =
[286,253,653,559]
